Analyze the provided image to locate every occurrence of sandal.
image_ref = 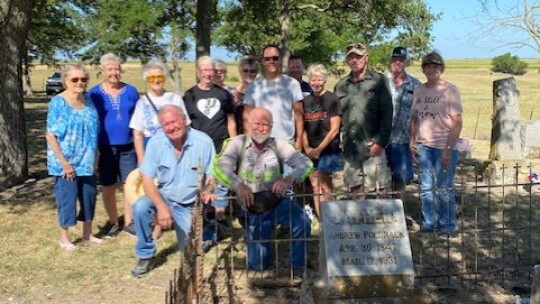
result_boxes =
[58,241,77,251]
[83,236,102,244]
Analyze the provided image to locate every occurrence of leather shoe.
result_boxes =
[131,258,155,277]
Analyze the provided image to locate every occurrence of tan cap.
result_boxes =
[346,43,367,57]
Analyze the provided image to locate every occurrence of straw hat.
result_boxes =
[125,168,157,205]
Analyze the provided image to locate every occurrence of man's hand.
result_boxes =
[272,176,294,197]
[236,183,254,208]
[369,141,383,157]
[201,190,216,204]
[410,143,419,165]
[156,205,173,230]
[294,140,303,152]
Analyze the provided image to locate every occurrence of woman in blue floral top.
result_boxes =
[46,64,101,250]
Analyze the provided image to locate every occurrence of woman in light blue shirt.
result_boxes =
[46,64,100,250]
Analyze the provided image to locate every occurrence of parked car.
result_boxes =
[45,72,64,95]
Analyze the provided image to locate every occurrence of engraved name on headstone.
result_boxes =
[321,199,414,298]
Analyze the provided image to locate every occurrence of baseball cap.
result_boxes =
[391,47,408,59]
[346,43,367,57]
[421,55,444,66]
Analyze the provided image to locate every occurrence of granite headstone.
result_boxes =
[320,199,414,298]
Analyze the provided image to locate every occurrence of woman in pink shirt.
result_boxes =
[409,51,463,232]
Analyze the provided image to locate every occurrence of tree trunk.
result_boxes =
[169,36,183,95]
[195,0,216,59]
[0,0,33,189]
[23,53,34,96]
[279,2,291,72]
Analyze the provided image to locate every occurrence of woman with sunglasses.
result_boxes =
[88,53,139,237]
[230,55,259,134]
[46,64,101,250]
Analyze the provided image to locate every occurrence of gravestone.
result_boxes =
[489,77,523,160]
[320,199,414,298]
[521,121,540,158]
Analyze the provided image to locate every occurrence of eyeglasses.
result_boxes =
[242,68,257,74]
[263,56,280,62]
[146,75,165,83]
[346,43,365,51]
[70,77,88,83]
[214,69,227,74]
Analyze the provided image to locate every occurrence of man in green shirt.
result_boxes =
[334,43,393,198]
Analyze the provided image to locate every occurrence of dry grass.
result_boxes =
[2,59,540,303]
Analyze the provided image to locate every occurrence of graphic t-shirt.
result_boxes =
[303,91,342,155]
[183,85,234,152]
[411,81,463,149]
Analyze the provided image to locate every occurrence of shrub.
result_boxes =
[491,53,528,75]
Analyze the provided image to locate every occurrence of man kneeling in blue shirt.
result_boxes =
[131,105,215,277]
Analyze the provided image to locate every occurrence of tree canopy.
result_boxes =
[214,0,438,70]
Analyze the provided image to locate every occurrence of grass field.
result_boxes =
[1,59,539,303]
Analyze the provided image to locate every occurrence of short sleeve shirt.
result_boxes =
[88,83,139,145]
[385,73,422,145]
[303,91,342,155]
[411,82,463,149]
[46,95,99,176]
[183,85,234,152]
[129,92,191,137]
[244,75,304,142]
[140,128,215,205]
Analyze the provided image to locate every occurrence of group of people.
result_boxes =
[45,42,462,280]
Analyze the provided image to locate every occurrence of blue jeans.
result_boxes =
[54,175,97,227]
[417,144,459,231]
[386,144,413,184]
[245,197,311,270]
[132,195,193,259]
[212,184,229,209]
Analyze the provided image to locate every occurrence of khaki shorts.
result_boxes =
[343,155,391,192]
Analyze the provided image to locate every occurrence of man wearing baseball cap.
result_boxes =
[385,47,422,198]
[334,43,393,198]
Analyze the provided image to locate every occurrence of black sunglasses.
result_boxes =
[242,68,257,74]
[263,56,280,62]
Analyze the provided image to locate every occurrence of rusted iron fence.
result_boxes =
[165,163,540,303]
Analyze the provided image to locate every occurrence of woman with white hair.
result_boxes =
[302,64,342,220]
[88,53,139,237]
[46,64,101,250]
[130,61,191,161]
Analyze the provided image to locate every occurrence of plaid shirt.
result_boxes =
[386,73,422,145]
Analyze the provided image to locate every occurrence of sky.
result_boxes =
[207,0,539,61]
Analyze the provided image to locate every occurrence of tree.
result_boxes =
[491,52,528,75]
[468,0,540,55]
[215,0,438,69]
[24,0,88,95]
[0,0,33,189]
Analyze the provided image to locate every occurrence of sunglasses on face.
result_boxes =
[146,75,165,83]
[70,77,88,83]
[263,56,280,62]
[242,68,257,74]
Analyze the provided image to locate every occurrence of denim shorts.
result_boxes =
[54,175,97,227]
[98,143,137,186]
[386,144,414,184]
[312,153,343,173]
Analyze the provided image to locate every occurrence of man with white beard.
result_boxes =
[213,107,312,283]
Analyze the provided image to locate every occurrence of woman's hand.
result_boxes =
[62,161,75,181]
